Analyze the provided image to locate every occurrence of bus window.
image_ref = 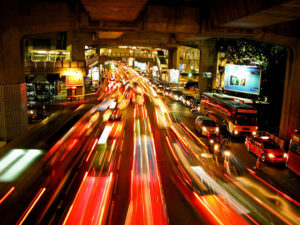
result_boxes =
[233,114,257,126]
[287,130,300,176]
[290,142,300,154]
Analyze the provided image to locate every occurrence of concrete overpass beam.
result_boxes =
[168,48,179,70]
[0,27,27,141]
[198,41,217,96]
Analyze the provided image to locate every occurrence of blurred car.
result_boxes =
[163,86,171,96]
[170,90,182,101]
[107,109,125,138]
[245,136,287,162]
[27,102,48,123]
[195,116,219,136]
[191,97,201,110]
[156,84,164,95]
[182,94,195,107]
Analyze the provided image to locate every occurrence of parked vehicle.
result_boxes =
[195,116,219,137]
[191,97,201,109]
[27,102,48,123]
[200,92,258,136]
[170,90,182,101]
[245,136,287,162]
[182,94,195,107]
[286,129,300,175]
[163,86,172,96]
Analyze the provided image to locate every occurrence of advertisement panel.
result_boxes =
[224,64,261,95]
[66,73,83,86]
[169,69,179,84]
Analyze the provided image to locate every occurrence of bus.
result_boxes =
[200,92,258,136]
[287,129,300,175]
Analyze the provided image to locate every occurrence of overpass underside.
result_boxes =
[0,0,299,140]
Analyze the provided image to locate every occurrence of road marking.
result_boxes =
[120,139,124,152]
[65,172,77,194]
[79,156,85,168]
[107,200,115,225]
[113,174,118,194]
[117,155,122,170]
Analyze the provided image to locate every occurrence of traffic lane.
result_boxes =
[39,112,108,225]
[162,95,300,202]
[145,96,208,225]
[108,102,134,225]
[164,111,300,225]
[125,102,168,225]
[162,97,196,129]
[230,142,300,202]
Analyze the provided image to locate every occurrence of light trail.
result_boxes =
[0,187,15,205]
[16,187,46,225]
[125,104,168,225]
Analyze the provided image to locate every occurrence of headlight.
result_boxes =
[216,127,219,132]
[224,151,231,157]
[203,126,207,131]
[252,131,257,135]
[210,139,214,144]
[268,153,275,158]
[283,153,288,158]
[214,144,219,152]
[234,130,238,135]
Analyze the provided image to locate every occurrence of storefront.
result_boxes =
[61,68,85,97]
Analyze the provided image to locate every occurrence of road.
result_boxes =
[162,96,300,202]
[1,66,300,225]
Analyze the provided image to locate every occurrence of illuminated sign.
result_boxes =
[66,75,83,86]
[224,64,261,95]
[169,69,179,84]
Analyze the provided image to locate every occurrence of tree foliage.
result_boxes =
[216,38,286,73]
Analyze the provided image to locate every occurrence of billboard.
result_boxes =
[169,69,179,84]
[224,64,261,95]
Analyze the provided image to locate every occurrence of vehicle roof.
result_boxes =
[184,95,194,99]
[202,92,256,110]
[172,90,182,93]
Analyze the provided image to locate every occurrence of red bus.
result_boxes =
[287,129,300,175]
[200,92,258,136]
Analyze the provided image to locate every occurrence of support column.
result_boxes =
[198,40,217,96]
[67,31,86,61]
[67,31,87,95]
[0,27,27,142]
[279,45,300,140]
[168,47,179,69]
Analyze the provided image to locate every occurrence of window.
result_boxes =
[290,142,300,154]
[202,120,216,127]
[263,140,280,149]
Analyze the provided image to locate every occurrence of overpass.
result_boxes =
[0,0,299,141]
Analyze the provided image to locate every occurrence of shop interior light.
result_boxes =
[34,50,48,54]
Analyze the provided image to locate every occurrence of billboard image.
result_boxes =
[224,64,261,95]
[169,69,179,84]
